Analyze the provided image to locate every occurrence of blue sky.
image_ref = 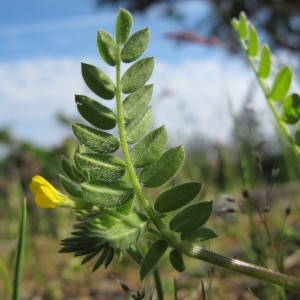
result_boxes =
[0,0,260,147]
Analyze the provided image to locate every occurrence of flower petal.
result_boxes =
[40,185,61,204]
[35,194,57,208]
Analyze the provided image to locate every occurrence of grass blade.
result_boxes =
[12,198,27,300]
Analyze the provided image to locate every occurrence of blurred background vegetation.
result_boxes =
[1,1,300,299]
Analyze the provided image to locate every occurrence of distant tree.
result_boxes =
[96,0,300,52]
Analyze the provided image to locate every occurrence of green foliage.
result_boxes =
[232,12,300,156]
[140,239,168,280]
[58,8,216,281]
[72,123,120,154]
[81,63,115,99]
[154,182,202,213]
[75,95,117,130]
[169,201,213,232]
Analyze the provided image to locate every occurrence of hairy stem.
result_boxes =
[179,243,300,292]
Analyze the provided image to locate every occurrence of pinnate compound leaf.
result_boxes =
[131,126,168,168]
[59,174,83,198]
[116,8,132,45]
[81,63,115,99]
[258,44,271,79]
[181,227,217,242]
[75,153,126,182]
[169,201,213,233]
[154,182,202,213]
[75,95,117,130]
[140,239,168,280]
[139,145,185,188]
[121,57,154,94]
[72,123,119,154]
[125,106,152,144]
[81,181,134,208]
[123,84,153,121]
[269,66,292,102]
[107,213,148,249]
[238,12,248,40]
[281,94,300,124]
[169,249,185,272]
[97,30,118,66]
[247,25,259,57]
[121,28,150,63]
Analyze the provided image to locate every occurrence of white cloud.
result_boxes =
[0,54,263,147]
[152,57,260,144]
[0,57,84,145]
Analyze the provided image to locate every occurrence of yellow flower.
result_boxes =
[29,175,76,208]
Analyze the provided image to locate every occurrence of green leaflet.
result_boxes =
[104,247,115,269]
[169,249,185,272]
[81,180,134,208]
[81,63,115,99]
[121,57,154,94]
[140,239,168,280]
[81,250,101,265]
[181,227,217,243]
[75,153,126,182]
[231,18,239,32]
[122,84,153,121]
[154,182,202,213]
[258,45,271,79]
[281,94,300,124]
[75,95,117,130]
[60,156,85,183]
[59,174,83,198]
[97,30,118,66]
[125,106,152,144]
[238,12,248,40]
[169,201,213,233]
[72,123,120,154]
[268,66,292,102]
[92,246,109,272]
[139,145,185,188]
[247,25,259,57]
[116,8,132,45]
[106,213,148,249]
[131,126,168,168]
[121,28,150,63]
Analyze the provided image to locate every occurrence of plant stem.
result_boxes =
[153,268,164,300]
[179,243,300,292]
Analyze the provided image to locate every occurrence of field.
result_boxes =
[1,130,300,299]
